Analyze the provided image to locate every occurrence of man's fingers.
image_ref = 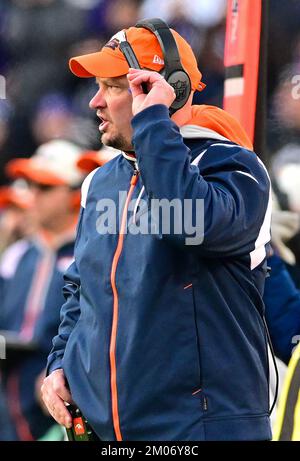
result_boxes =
[127,69,164,85]
[128,79,144,98]
[46,392,72,428]
[127,68,165,97]
[127,67,140,73]
[127,74,147,98]
[41,369,74,428]
[41,382,72,427]
[127,68,176,115]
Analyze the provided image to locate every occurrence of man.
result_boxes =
[42,19,272,441]
[0,139,84,440]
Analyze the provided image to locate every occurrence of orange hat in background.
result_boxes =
[77,146,119,173]
[70,26,205,92]
[6,140,85,187]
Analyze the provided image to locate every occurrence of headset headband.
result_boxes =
[119,18,191,114]
[135,18,183,81]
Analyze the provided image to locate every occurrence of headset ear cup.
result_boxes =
[167,70,191,111]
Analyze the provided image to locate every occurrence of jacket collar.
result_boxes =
[121,151,139,171]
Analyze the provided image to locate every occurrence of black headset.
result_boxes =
[119,18,192,115]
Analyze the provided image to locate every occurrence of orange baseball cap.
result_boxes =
[69,26,205,92]
[77,146,119,173]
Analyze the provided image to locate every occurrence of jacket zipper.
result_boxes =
[109,170,139,441]
[203,395,208,411]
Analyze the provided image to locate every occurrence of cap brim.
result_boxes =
[0,189,11,208]
[6,159,66,186]
[0,187,32,210]
[70,50,129,78]
[77,150,119,173]
[77,152,102,172]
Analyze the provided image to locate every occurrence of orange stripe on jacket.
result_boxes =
[109,172,139,441]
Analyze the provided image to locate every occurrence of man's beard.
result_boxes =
[101,133,133,152]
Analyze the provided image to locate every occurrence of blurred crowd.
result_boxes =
[0,0,300,442]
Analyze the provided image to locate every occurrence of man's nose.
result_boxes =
[89,89,106,110]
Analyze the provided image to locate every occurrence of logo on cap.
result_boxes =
[152,55,164,65]
[104,38,120,51]
[104,30,127,51]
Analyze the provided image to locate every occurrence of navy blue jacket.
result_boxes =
[47,105,272,441]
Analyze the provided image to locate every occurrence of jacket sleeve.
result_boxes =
[132,104,271,259]
[46,209,84,375]
[264,255,300,364]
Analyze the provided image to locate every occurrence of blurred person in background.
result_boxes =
[262,144,300,365]
[0,139,84,440]
[257,136,300,437]
[262,203,300,439]
[257,126,300,441]
[264,251,300,366]
[270,143,300,286]
[0,180,34,441]
[259,141,300,435]
[267,0,300,99]
[268,61,300,153]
